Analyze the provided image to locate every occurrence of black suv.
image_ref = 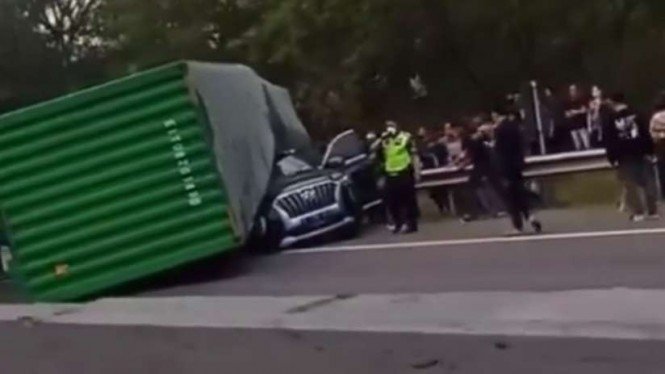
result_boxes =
[251,130,380,251]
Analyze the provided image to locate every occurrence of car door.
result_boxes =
[322,130,381,211]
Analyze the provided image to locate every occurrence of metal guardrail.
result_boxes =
[417,149,610,189]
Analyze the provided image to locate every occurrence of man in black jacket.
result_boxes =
[603,93,659,221]
[492,107,543,235]
[455,120,504,221]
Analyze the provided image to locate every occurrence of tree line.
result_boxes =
[2,0,665,138]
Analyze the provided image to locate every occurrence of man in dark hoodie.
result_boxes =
[492,106,543,235]
[603,93,659,221]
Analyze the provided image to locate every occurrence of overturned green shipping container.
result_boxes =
[0,61,310,302]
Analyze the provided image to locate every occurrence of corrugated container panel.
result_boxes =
[0,62,239,302]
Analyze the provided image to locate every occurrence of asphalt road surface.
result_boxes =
[3,206,665,373]
[134,207,665,298]
[4,322,665,374]
[2,206,664,302]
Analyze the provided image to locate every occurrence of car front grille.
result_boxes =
[276,182,338,218]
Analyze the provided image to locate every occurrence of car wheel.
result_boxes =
[250,213,283,254]
[344,184,363,216]
[340,185,362,239]
[265,210,286,252]
[340,218,361,239]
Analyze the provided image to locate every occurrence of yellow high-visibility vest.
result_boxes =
[383,132,412,174]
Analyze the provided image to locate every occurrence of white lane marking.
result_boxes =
[285,227,665,255]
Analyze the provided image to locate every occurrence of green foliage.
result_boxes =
[3,0,665,136]
[101,0,260,74]
[21,0,105,62]
[0,0,67,111]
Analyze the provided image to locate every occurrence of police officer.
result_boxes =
[380,121,421,234]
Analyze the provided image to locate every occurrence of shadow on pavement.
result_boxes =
[109,250,256,298]
[0,278,27,304]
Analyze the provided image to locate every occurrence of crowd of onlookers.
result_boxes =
[413,84,632,168]
[413,84,665,165]
[399,85,665,223]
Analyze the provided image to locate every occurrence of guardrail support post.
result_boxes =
[447,190,457,216]
[531,80,547,155]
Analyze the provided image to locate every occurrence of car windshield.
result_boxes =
[277,155,314,176]
[324,130,367,165]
